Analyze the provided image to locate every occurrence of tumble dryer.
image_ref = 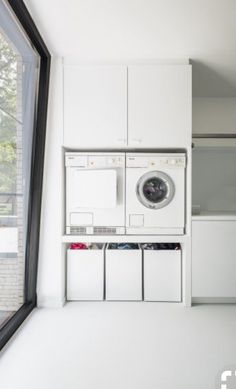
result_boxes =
[126,153,186,234]
[66,152,125,235]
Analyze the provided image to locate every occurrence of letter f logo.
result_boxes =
[221,370,236,389]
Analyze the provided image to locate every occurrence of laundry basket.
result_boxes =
[67,243,105,301]
[143,243,181,302]
[105,243,142,301]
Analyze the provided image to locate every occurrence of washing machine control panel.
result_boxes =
[159,157,186,167]
[126,154,186,168]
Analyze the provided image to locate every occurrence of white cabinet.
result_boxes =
[128,64,191,148]
[64,63,191,149]
[105,244,142,301]
[64,65,127,148]
[192,221,236,299]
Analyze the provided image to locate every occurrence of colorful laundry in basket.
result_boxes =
[70,243,88,250]
[142,243,180,250]
[88,243,101,250]
[70,243,102,250]
[109,243,139,250]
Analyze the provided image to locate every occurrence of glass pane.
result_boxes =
[0,2,40,328]
[143,177,168,203]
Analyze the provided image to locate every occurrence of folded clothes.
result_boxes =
[109,243,139,250]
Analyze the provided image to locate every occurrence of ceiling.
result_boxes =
[24,0,236,97]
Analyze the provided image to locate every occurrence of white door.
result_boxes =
[128,64,191,148]
[192,221,236,299]
[64,65,127,148]
[67,169,117,210]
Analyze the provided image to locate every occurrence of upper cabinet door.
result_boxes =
[64,65,127,148]
[128,65,192,148]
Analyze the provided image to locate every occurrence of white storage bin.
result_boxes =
[105,243,142,301]
[143,243,181,302]
[67,243,105,301]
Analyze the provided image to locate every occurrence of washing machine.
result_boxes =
[126,153,186,235]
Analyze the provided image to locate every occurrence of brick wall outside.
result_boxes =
[0,258,21,311]
[0,56,24,311]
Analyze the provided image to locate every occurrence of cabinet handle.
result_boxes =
[131,139,142,144]
[116,139,126,145]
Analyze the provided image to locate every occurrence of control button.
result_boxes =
[107,157,118,165]
[160,159,168,165]
[118,157,124,166]
[169,159,176,165]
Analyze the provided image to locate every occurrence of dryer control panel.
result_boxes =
[65,153,125,168]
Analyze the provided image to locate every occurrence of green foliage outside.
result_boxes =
[0,32,18,215]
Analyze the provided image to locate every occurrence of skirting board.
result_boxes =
[37,296,66,308]
[192,297,236,304]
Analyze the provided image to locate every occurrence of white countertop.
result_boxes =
[192,211,236,221]
[62,234,190,243]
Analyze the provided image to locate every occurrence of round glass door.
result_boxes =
[136,171,175,209]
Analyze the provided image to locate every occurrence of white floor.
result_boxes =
[0,302,236,389]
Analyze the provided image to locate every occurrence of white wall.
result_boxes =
[31,0,236,307]
[24,0,236,98]
[193,98,236,135]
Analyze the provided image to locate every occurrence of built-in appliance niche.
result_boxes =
[192,140,236,301]
[192,141,236,216]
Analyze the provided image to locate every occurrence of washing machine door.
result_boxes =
[136,171,175,209]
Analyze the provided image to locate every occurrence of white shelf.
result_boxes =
[192,138,236,148]
[62,235,189,243]
[192,212,236,221]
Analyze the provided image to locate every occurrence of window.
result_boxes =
[0,0,50,349]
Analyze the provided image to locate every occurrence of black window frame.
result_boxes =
[0,0,51,350]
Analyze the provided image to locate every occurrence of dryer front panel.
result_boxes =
[66,153,125,234]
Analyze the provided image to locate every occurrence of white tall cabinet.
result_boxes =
[192,101,236,304]
[128,64,192,148]
[192,220,236,301]
[64,65,127,148]
[62,61,192,307]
